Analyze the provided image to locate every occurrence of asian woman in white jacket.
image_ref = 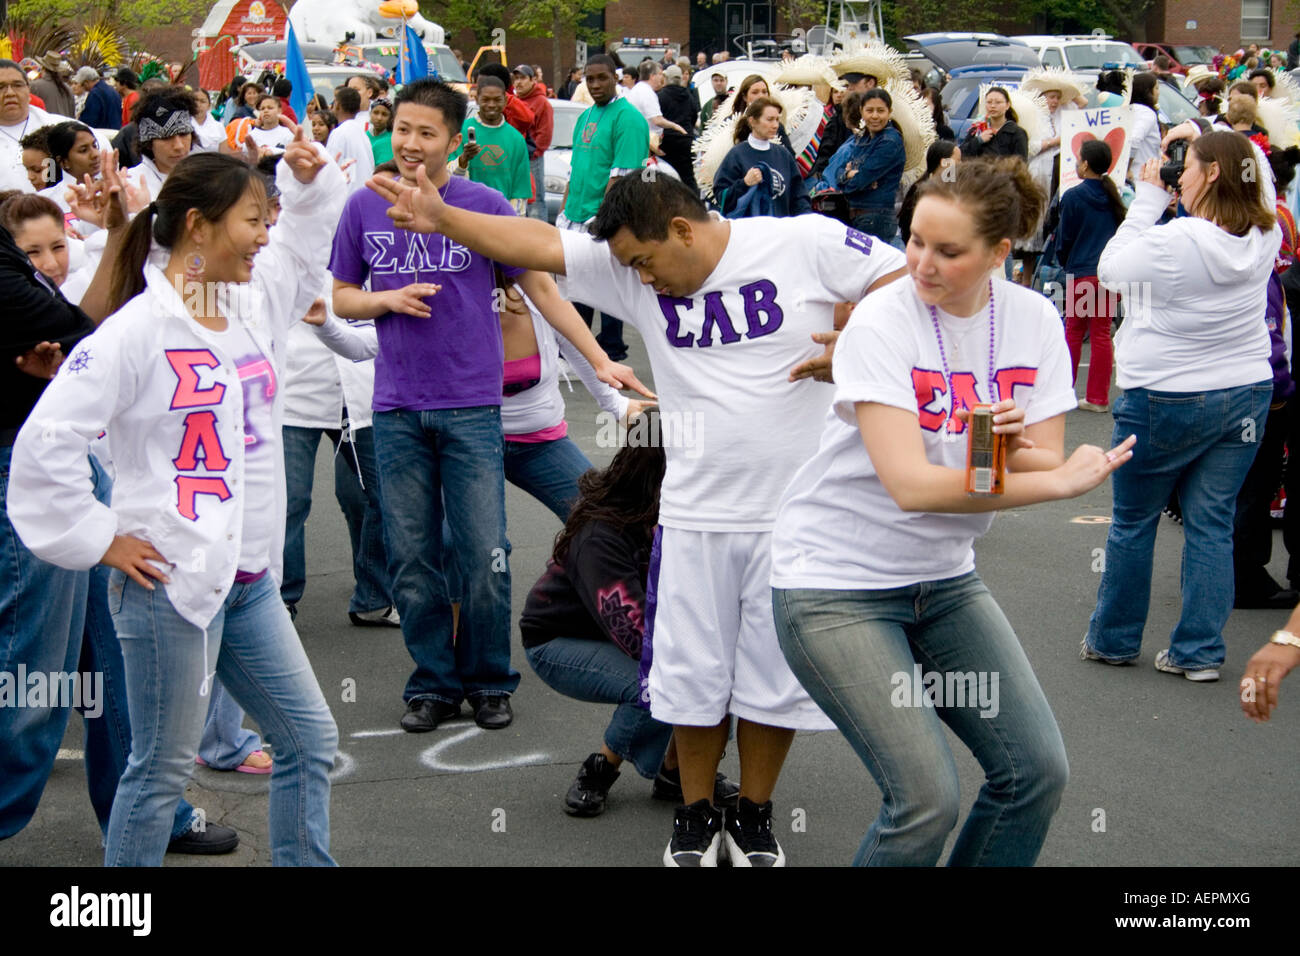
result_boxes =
[8,128,347,865]
[1084,131,1280,681]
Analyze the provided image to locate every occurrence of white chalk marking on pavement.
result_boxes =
[56,749,84,760]
[419,725,550,773]
[330,749,357,781]
[351,728,404,738]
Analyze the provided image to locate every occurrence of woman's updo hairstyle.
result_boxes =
[913,156,1045,244]
[109,152,267,310]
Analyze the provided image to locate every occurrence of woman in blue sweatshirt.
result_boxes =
[813,89,906,241]
[1057,138,1126,411]
[712,96,811,218]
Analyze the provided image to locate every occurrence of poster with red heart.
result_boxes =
[1059,106,1132,195]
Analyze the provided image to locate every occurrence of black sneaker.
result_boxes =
[399,698,461,733]
[724,797,785,867]
[166,822,239,855]
[564,753,621,817]
[650,767,740,810]
[663,799,722,867]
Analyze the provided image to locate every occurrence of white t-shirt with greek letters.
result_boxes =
[771,276,1078,589]
[560,215,905,532]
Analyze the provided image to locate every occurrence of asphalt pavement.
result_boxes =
[2,327,1296,868]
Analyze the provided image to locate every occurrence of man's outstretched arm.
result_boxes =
[367,165,568,275]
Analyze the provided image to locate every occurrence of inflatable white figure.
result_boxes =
[287,0,445,45]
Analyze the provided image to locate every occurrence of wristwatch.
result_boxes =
[1269,630,1300,649]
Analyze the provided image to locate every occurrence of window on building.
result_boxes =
[1242,0,1272,41]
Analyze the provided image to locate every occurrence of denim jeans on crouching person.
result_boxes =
[773,572,1069,866]
[851,208,898,244]
[105,571,337,866]
[281,423,392,616]
[0,448,194,842]
[373,406,519,706]
[1086,383,1273,670]
[526,638,673,778]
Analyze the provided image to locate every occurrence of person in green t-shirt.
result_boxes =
[368,96,393,166]
[562,56,651,226]
[448,76,532,211]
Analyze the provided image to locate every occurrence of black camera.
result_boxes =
[1160,139,1190,191]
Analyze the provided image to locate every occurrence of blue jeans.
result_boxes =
[526,638,673,779]
[443,436,591,604]
[0,447,193,842]
[773,572,1068,866]
[373,406,519,705]
[526,154,546,221]
[198,681,263,770]
[851,208,898,243]
[1087,383,1272,669]
[282,423,391,614]
[105,571,337,866]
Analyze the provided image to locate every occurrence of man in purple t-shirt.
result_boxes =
[330,78,643,734]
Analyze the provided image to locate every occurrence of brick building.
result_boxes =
[1148,1,1300,53]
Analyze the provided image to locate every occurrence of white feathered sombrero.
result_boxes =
[1256,94,1300,148]
[774,53,844,104]
[694,84,823,200]
[1019,67,1086,104]
[977,83,1049,144]
[829,41,909,86]
[881,78,937,187]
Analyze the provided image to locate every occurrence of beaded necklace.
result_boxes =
[927,279,997,442]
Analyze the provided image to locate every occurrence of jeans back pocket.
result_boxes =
[1146,393,1206,453]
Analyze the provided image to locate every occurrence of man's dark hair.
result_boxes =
[272,77,292,98]
[115,67,139,90]
[0,58,26,80]
[351,73,384,95]
[477,63,512,87]
[591,171,710,242]
[393,77,467,131]
[477,75,506,93]
[1153,54,1174,70]
[334,85,361,115]
[585,54,616,74]
[256,93,280,109]
[1249,67,1276,89]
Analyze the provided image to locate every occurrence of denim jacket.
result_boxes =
[815,126,904,210]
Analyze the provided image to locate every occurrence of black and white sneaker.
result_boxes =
[724,797,786,867]
[349,606,401,627]
[663,799,722,867]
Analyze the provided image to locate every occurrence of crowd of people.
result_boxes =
[1,28,1299,871]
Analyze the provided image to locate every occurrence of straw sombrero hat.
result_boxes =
[1257,94,1300,148]
[829,41,909,86]
[694,85,822,200]
[881,79,937,187]
[978,83,1049,144]
[1271,68,1300,106]
[1181,64,1217,89]
[774,54,844,105]
[1019,67,1085,104]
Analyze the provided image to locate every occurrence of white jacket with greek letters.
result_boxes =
[6,149,347,631]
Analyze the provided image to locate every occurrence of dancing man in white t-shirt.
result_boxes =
[367,167,907,866]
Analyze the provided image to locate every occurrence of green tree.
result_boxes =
[507,0,608,91]
[425,0,514,48]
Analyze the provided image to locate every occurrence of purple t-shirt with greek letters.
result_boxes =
[328,174,523,411]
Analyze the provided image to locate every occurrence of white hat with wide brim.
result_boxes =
[1019,67,1086,104]
[694,84,823,200]
[829,41,909,85]
[880,79,937,187]
[978,83,1049,145]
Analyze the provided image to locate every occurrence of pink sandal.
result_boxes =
[196,750,273,774]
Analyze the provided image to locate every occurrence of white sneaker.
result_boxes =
[349,606,401,628]
[1154,649,1219,681]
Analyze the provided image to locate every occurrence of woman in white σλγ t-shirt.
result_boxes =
[768,157,1136,867]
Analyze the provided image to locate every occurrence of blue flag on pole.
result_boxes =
[394,25,430,85]
[285,22,312,122]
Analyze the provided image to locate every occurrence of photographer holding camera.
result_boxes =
[1083,132,1281,683]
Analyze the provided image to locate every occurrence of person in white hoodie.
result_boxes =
[7,130,346,865]
[1083,132,1281,683]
